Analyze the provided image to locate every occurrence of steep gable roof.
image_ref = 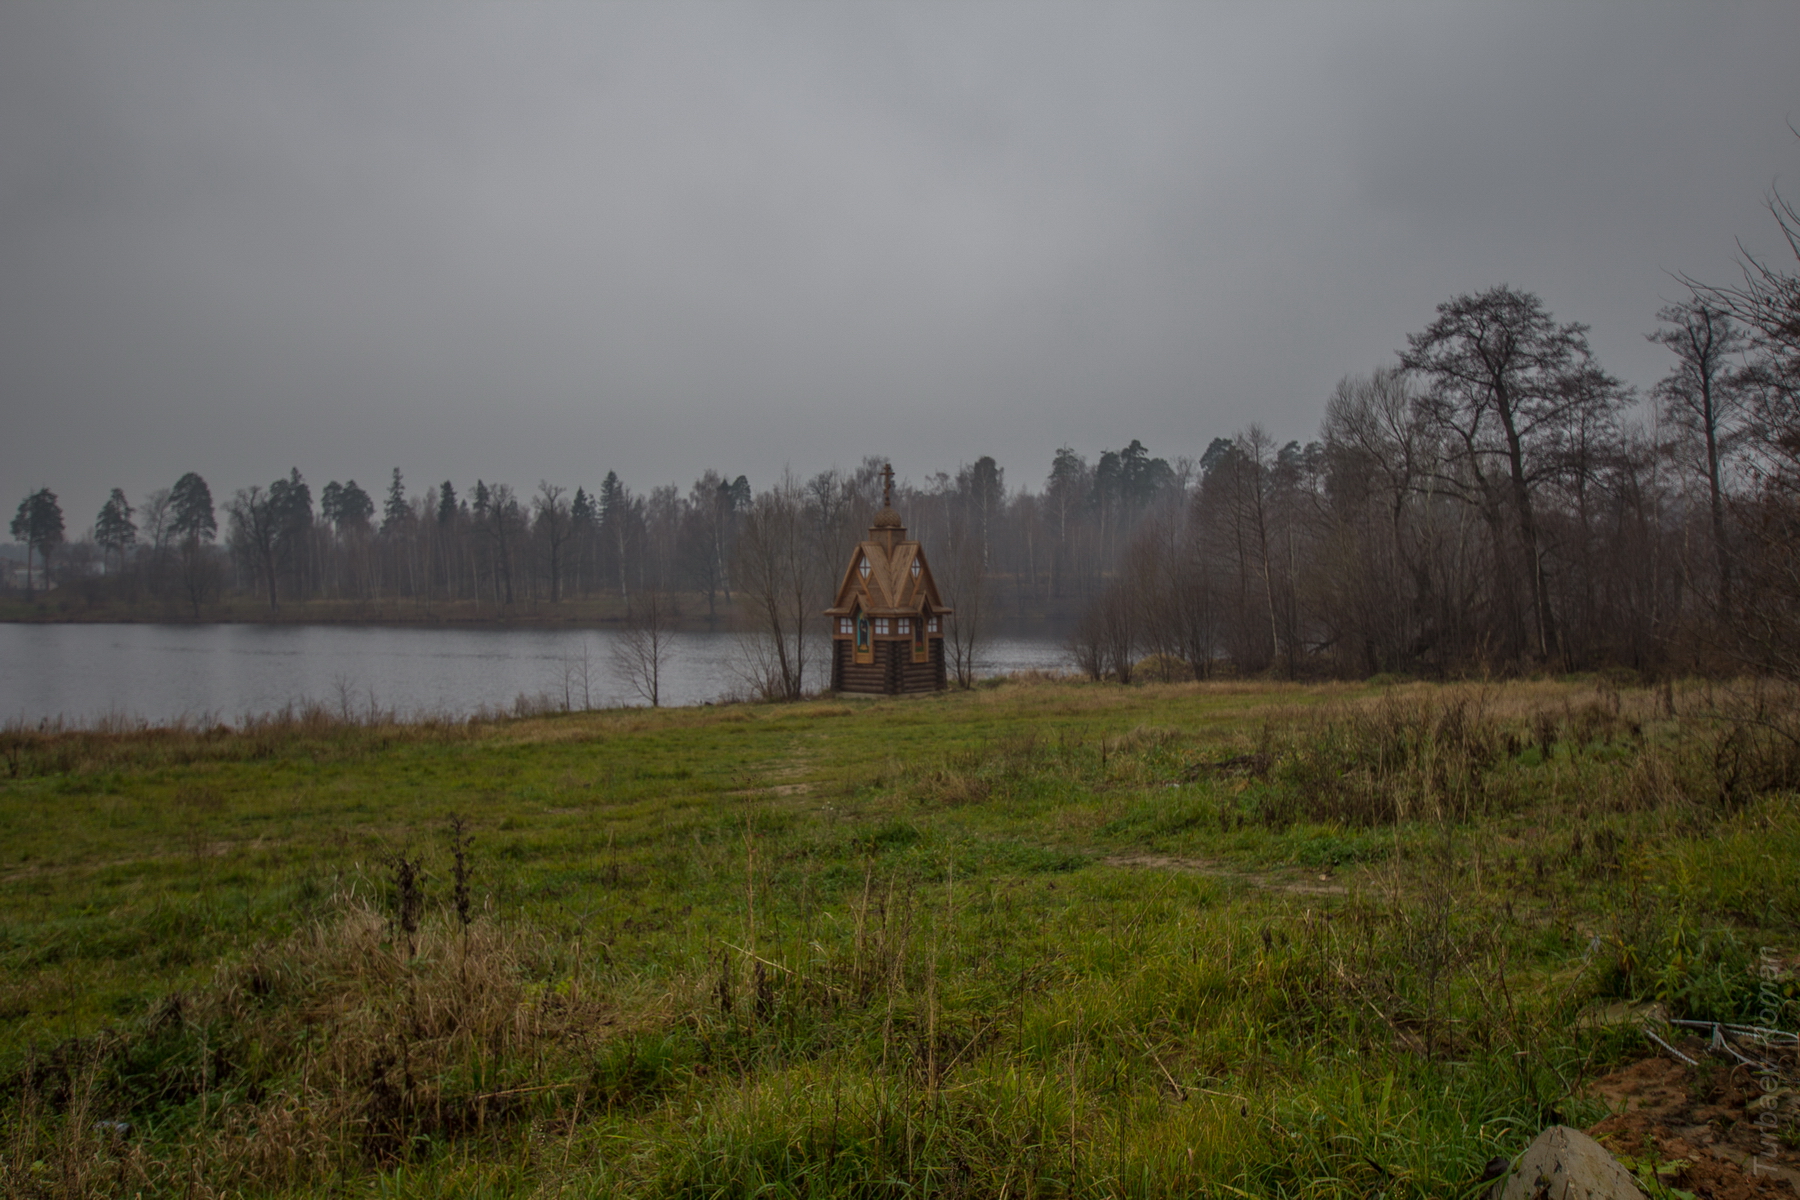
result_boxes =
[826,538,949,616]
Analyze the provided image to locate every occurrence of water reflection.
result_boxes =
[0,624,1070,726]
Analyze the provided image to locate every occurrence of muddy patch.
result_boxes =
[1586,1049,1800,1198]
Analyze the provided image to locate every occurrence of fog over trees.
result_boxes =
[10,183,1800,686]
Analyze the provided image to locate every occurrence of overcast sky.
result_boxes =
[3,2,1798,527]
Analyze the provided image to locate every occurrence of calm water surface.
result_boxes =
[0,624,1070,726]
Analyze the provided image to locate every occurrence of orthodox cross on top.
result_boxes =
[881,462,895,508]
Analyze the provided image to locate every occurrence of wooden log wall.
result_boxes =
[830,638,947,694]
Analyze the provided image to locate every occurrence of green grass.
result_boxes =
[1,676,1796,1197]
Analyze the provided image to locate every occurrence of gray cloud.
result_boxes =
[3,2,1798,525]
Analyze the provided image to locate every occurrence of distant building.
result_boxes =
[0,557,48,597]
[824,465,952,694]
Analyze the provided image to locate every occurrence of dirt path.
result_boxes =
[1100,853,1347,896]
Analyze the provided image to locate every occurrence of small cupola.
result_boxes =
[868,467,907,552]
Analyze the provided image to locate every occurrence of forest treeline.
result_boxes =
[10,184,1800,686]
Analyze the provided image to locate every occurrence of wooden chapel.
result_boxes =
[825,465,952,694]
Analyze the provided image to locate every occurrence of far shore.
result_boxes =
[0,593,735,631]
[0,592,1076,636]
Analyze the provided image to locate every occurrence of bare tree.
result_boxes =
[944,548,987,688]
[1167,514,1220,679]
[1681,145,1800,446]
[680,471,749,618]
[1649,302,1750,608]
[227,485,281,610]
[1066,575,1138,682]
[1315,369,1447,674]
[1066,598,1106,681]
[931,492,989,689]
[487,484,520,606]
[533,482,572,603]
[1232,426,1285,672]
[732,473,818,700]
[1401,286,1629,665]
[1129,504,1219,680]
[643,484,684,594]
[1682,146,1800,678]
[560,639,597,711]
[136,487,173,599]
[226,473,313,611]
[610,590,675,706]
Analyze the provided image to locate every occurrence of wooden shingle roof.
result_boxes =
[824,466,953,621]
[825,536,949,617]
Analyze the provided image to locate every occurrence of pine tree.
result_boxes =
[10,488,65,596]
[95,488,137,575]
[382,468,410,536]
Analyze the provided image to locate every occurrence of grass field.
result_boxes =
[3,676,1798,1198]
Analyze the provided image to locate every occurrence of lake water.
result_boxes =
[0,624,1071,727]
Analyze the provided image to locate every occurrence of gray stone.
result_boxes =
[1492,1126,1647,1200]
